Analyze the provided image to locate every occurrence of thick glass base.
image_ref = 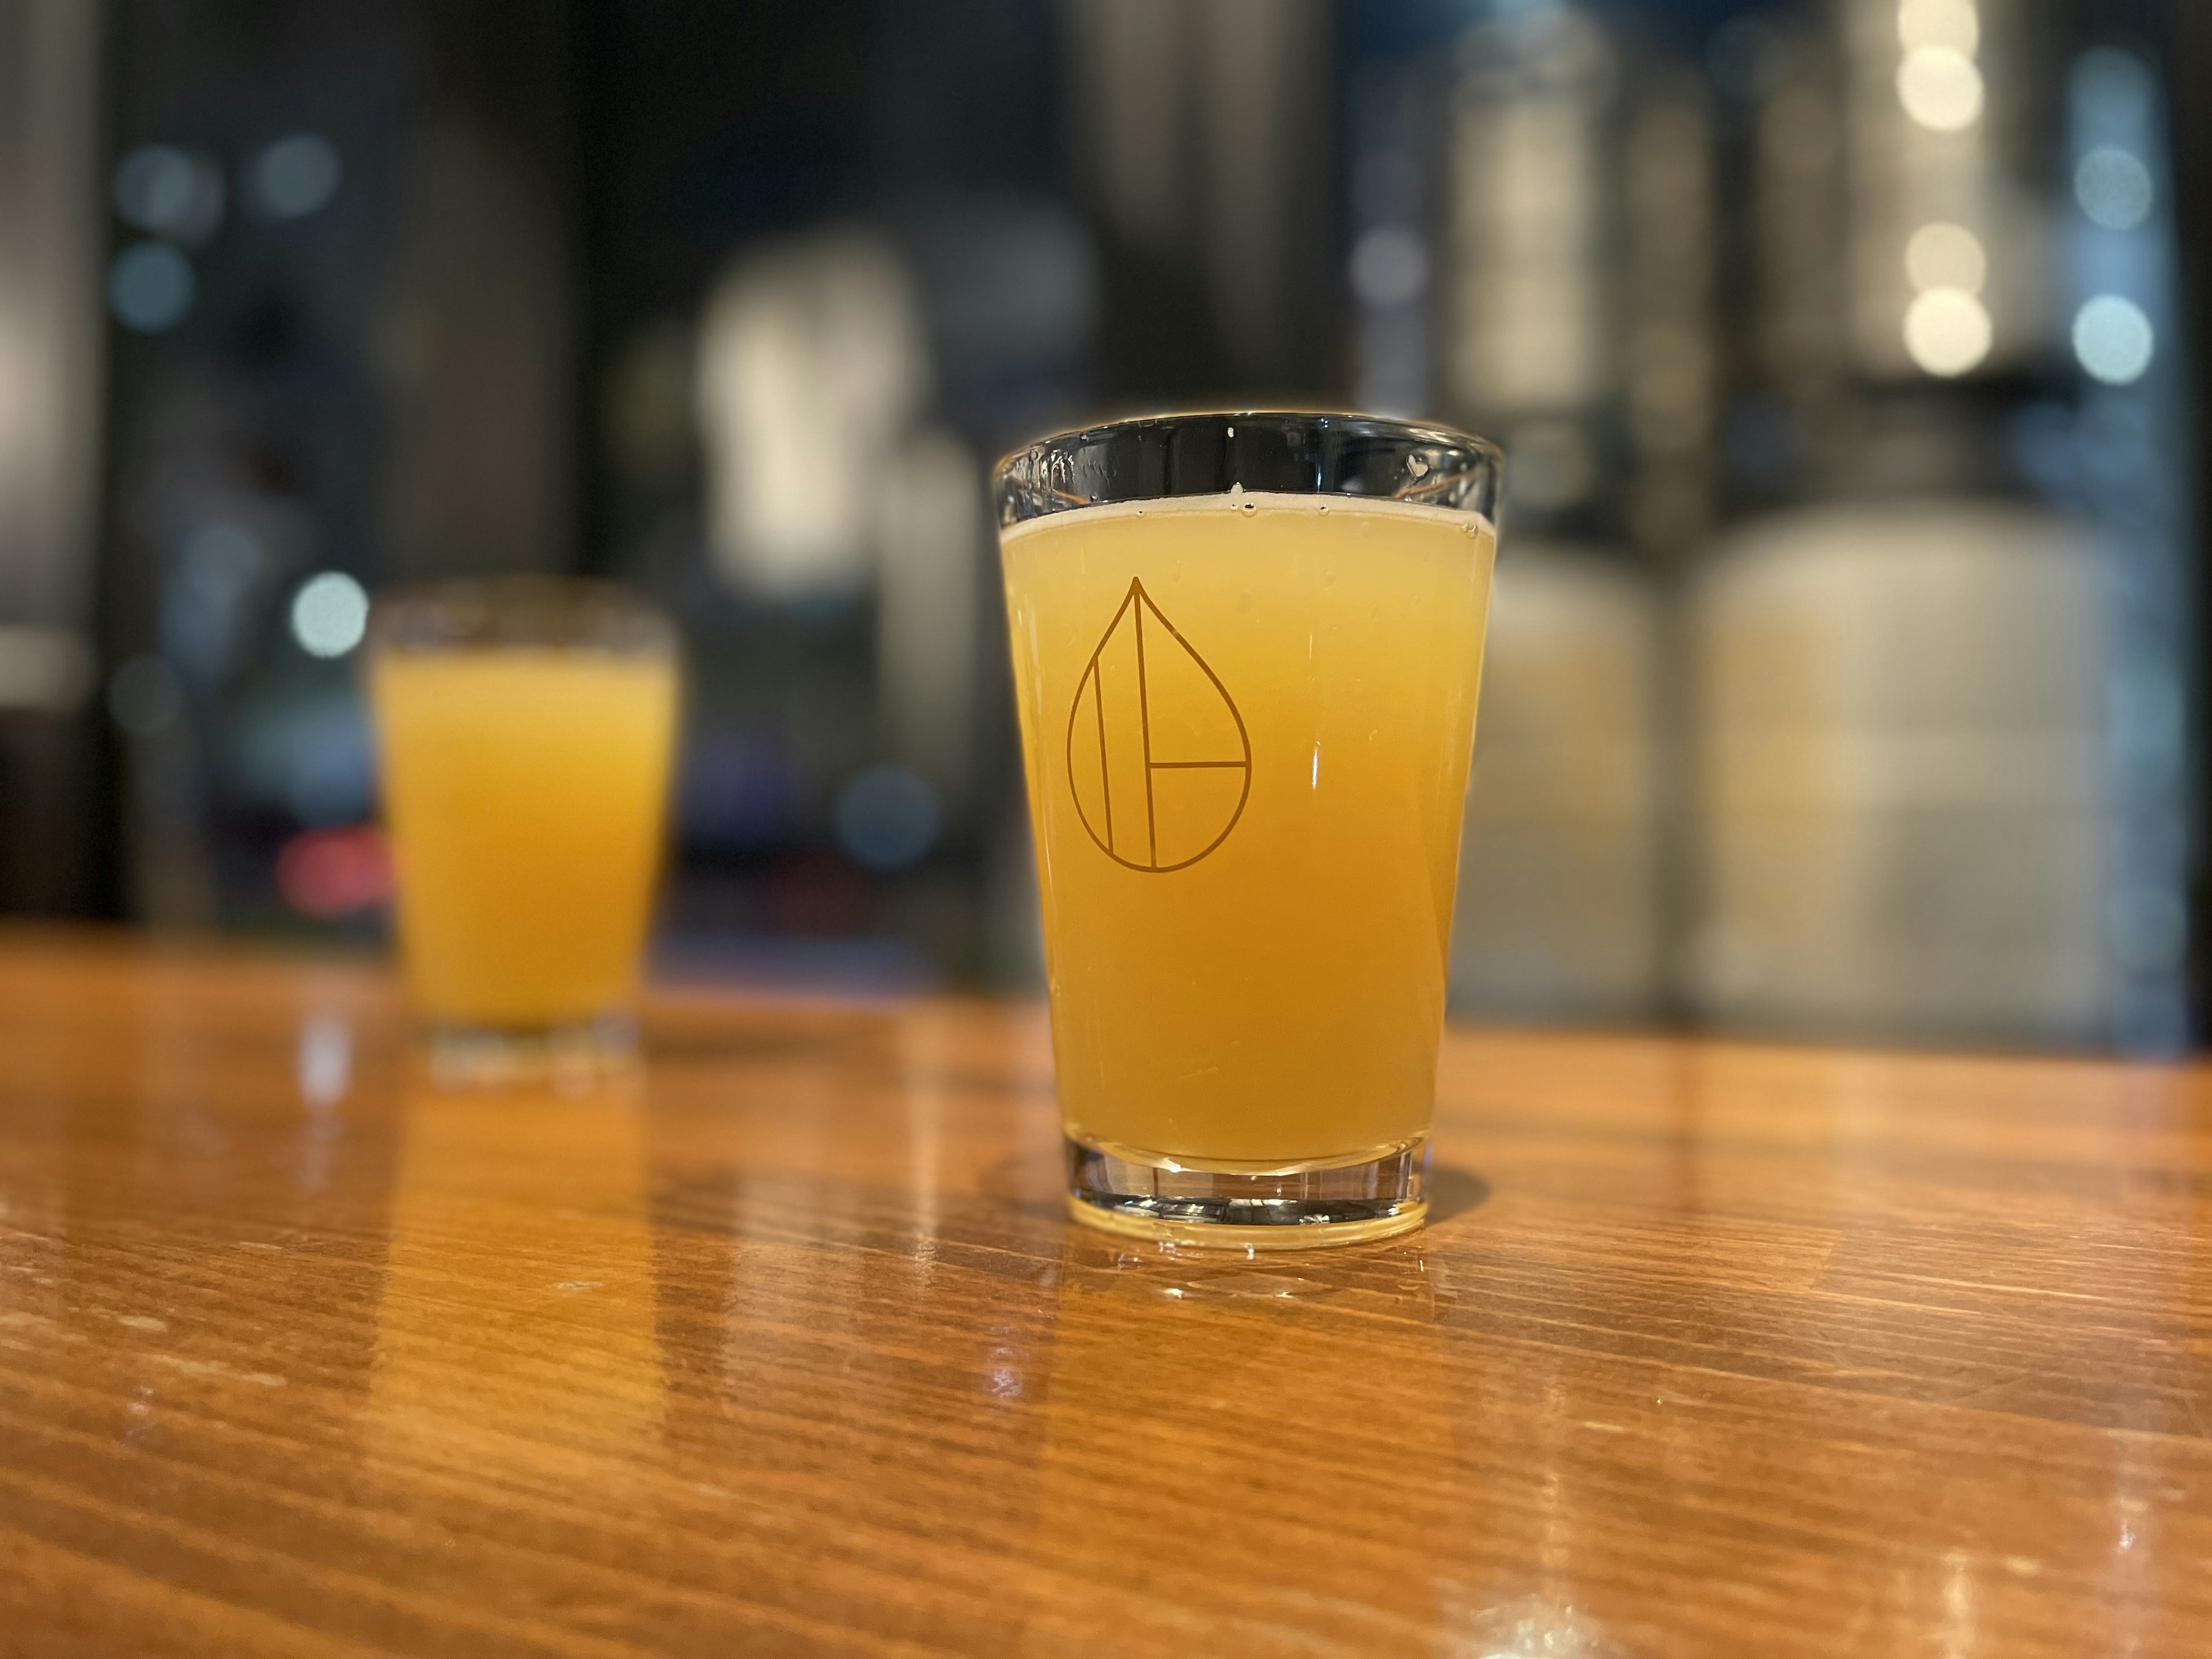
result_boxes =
[1065,1134,1428,1249]
[422,1014,638,1091]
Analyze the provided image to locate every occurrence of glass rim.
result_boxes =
[367,574,676,656]
[992,409,1503,529]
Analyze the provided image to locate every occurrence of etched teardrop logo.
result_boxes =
[1065,578,1251,872]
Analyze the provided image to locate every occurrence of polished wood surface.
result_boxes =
[2,926,2210,1657]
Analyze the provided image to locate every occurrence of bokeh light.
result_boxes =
[1896,0,1979,55]
[1904,222,1986,294]
[2072,296,2154,385]
[1897,47,1984,132]
[250,133,342,218]
[111,145,223,242]
[2074,147,2153,230]
[290,573,370,658]
[835,765,942,871]
[275,827,392,919]
[1903,288,1993,377]
[107,242,196,332]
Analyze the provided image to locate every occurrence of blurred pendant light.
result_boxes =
[2054,47,2191,1050]
[1843,0,2047,381]
[1690,0,2180,1049]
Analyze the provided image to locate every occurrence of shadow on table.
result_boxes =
[1427,1164,1490,1226]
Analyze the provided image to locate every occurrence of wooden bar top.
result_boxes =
[2,927,2209,1656]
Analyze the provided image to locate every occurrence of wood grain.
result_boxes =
[1,925,2209,1656]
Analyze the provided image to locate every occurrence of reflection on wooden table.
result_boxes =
[368,1078,665,1494]
[0,926,2208,1656]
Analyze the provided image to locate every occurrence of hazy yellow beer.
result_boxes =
[369,579,678,1074]
[997,416,1501,1246]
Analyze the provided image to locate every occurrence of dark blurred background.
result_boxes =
[0,0,2201,1053]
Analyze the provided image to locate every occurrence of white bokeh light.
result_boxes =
[1903,289,1993,377]
[1897,0,1979,55]
[1897,47,1984,131]
[2072,296,2154,385]
[1904,222,1986,294]
[2074,147,2153,230]
[290,573,369,658]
